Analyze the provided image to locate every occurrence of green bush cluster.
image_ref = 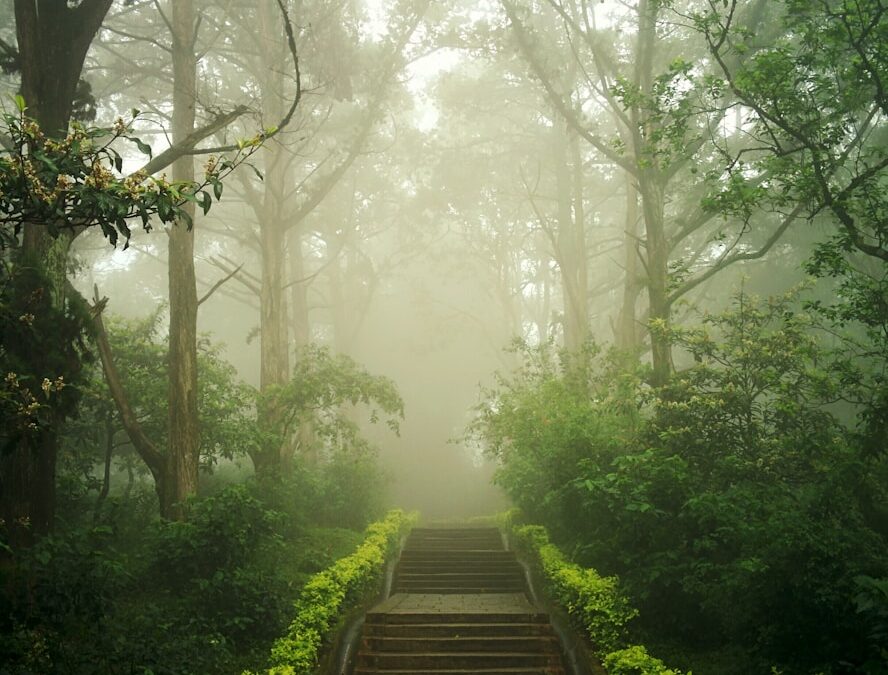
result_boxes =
[604,646,685,675]
[0,480,372,675]
[478,290,888,673]
[508,520,636,653]
[260,508,417,675]
[505,515,685,675]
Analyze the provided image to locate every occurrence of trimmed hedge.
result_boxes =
[503,512,687,675]
[252,509,417,675]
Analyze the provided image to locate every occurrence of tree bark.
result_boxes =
[635,0,673,386]
[554,121,588,355]
[2,1,112,542]
[166,0,200,520]
[616,175,642,349]
[253,0,292,476]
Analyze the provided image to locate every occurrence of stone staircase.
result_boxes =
[392,527,526,594]
[352,527,567,674]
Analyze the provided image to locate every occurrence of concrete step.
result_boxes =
[362,636,561,653]
[356,651,563,669]
[397,559,520,567]
[393,587,527,595]
[354,669,565,674]
[400,550,516,558]
[352,527,565,674]
[396,572,524,581]
[393,582,526,591]
[366,611,550,625]
[362,622,555,638]
[408,528,502,539]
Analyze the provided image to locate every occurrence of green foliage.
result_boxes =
[504,515,683,673]
[604,645,687,675]
[0,481,373,675]
[0,108,257,248]
[854,575,888,663]
[611,58,723,170]
[259,344,403,468]
[696,0,888,263]
[508,520,636,652]
[469,339,642,540]
[0,260,91,454]
[0,109,259,459]
[58,309,258,491]
[0,524,127,673]
[803,250,888,458]
[479,290,888,673]
[263,509,417,674]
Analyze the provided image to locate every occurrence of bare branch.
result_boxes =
[197,263,243,306]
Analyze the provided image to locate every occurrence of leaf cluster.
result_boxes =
[0,104,260,248]
[259,344,404,459]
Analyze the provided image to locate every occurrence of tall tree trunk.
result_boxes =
[287,226,317,464]
[639,172,672,386]
[253,0,291,477]
[634,0,673,386]
[1,1,112,542]
[554,121,588,355]
[165,0,200,520]
[289,229,311,349]
[616,175,641,349]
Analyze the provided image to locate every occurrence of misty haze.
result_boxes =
[1,1,887,674]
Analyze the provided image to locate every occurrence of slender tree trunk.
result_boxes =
[554,121,588,355]
[254,0,292,476]
[640,172,672,385]
[617,175,641,349]
[97,412,114,507]
[289,229,311,348]
[634,0,673,386]
[166,0,200,520]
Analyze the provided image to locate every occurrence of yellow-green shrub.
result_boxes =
[504,513,686,674]
[258,509,417,675]
[604,645,686,675]
[508,520,636,652]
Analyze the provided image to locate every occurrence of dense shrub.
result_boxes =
[263,509,417,674]
[604,646,685,675]
[507,519,636,653]
[505,515,684,674]
[0,482,371,675]
[476,291,888,674]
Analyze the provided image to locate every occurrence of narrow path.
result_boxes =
[353,527,567,674]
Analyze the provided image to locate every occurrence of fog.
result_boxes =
[5,0,888,672]
[43,0,824,520]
